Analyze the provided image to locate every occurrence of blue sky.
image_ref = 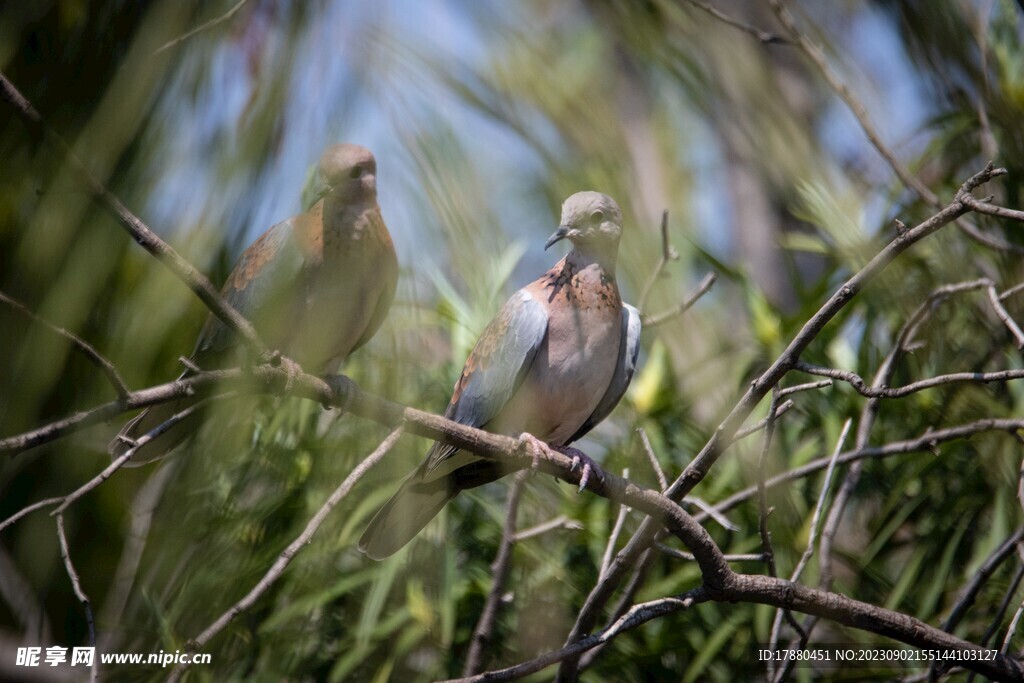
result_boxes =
[144,0,934,287]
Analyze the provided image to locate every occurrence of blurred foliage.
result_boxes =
[2,0,1024,681]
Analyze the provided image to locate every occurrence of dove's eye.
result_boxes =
[349,165,363,179]
[591,210,604,223]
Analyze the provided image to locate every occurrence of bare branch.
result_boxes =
[54,400,214,515]
[979,564,1024,651]
[770,419,852,682]
[0,290,130,398]
[959,193,1024,224]
[443,590,708,683]
[559,167,997,663]
[988,285,1024,348]
[0,497,64,534]
[0,71,268,358]
[99,463,177,651]
[638,211,676,312]
[464,471,528,676]
[794,361,1024,398]
[702,418,1024,520]
[642,271,717,328]
[685,496,739,532]
[1,401,211,542]
[599,470,631,581]
[777,379,832,397]
[637,427,668,491]
[512,516,582,542]
[999,282,1024,301]
[656,544,764,563]
[682,0,792,45]
[1004,597,1024,655]
[55,515,97,683]
[767,0,936,204]
[465,570,1024,682]
[944,528,1024,633]
[756,390,782,572]
[759,390,807,676]
[768,0,1023,255]
[170,427,405,679]
[154,0,250,55]
[732,399,795,441]
[0,371,242,455]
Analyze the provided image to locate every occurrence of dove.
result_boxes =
[360,191,640,559]
[110,143,398,463]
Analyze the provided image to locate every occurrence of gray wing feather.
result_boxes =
[449,291,549,427]
[424,290,549,472]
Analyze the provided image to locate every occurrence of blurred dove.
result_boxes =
[360,191,640,560]
[110,143,398,463]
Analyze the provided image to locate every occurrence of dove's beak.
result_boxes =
[545,226,570,250]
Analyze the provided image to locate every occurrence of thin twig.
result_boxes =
[99,463,177,650]
[55,515,97,683]
[758,390,807,676]
[0,497,64,534]
[999,282,1024,301]
[559,166,1002,669]
[512,516,582,542]
[463,471,528,676]
[472,569,1024,682]
[756,390,781,573]
[700,417,1024,521]
[54,399,215,515]
[768,0,1023,254]
[1001,597,1024,654]
[685,496,739,532]
[0,71,268,358]
[978,563,1024,651]
[600,470,631,581]
[682,0,792,44]
[154,0,250,55]
[170,427,404,680]
[777,379,832,397]
[794,361,1024,398]
[656,544,764,563]
[442,590,708,683]
[792,419,851,581]
[0,291,130,397]
[733,400,795,441]
[771,419,852,683]
[638,211,677,312]
[959,193,1024,224]
[988,285,1024,348]
[767,0,936,205]
[637,427,668,491]
[944,528,1024,633]
[642,271,717,328]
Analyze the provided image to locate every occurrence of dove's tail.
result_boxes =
[108,399,196,466]
[358,473,459,560]
[359,452,514,560]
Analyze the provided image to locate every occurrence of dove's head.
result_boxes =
[303,143,377,210]
[546,191,623,268]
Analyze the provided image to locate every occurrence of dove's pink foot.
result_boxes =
[519,433,550,473]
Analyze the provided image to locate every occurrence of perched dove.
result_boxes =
[110,143,398,463]
[360,191,640,560]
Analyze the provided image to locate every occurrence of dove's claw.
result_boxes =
[552,445,601,493]
[519,433,550,474]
